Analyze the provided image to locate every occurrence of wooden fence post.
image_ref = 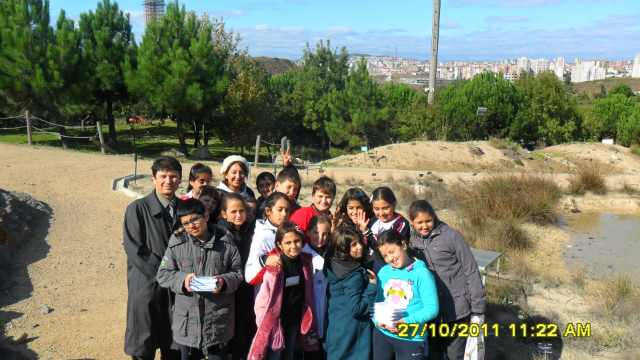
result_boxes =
[59,126,69,150]
[25,111,33,146]
[255,135,261,164]
[97,121,106,155]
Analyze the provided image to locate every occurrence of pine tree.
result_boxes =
[80,0,136,149]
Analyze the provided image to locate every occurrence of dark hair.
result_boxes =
[371,187,397,205]
[275,221,305,252]
[256,172,276,188]
[409,200,439,222]
[276,168,300,186]
[221,192,246,212]
[373,230,416,258]
[194,186,221,220]
[152,156,182,177]
[244,196,258,207]
[312,176,337,196]
[186,163,213,192]
[263,192,290,220]
[176,198,206,218]
[336,188,374,227]
[308,214,331,233]
[329,226,367,262]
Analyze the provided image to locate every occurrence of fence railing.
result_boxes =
[247,162,324,183]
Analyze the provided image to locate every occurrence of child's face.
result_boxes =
[350,239,364,259]
[278,232,303,259]
[225,164,246,189]
[379,242,410,269]
[266,198,291,226]
[257,179,275,199]
[198,195,217,215]
[313,190,334,213]
[346,200,365,223]
[180,213,209,238]
[308,223,330,249]
[221,200,246,228]
[245,202,257,223]
[276,180,299,201]
[190,173,212,192]
[411,212,435,236]
[372,199,396,223]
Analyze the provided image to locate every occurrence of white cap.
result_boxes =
[220,155,249,176]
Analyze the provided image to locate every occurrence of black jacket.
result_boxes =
[123,190,181,356]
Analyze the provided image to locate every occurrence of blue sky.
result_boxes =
[52,0,640,61]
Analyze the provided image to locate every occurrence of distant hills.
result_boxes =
[251,56,298,77]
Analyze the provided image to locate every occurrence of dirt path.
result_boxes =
[0,143,154,359]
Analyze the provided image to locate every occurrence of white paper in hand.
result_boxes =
[190,277,219,292]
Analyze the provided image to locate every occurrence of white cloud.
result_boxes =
[124,10,145,27]
[441,22,460,29]
[596,14,640,27]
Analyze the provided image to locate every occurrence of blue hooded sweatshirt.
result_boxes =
[373,259,439,341]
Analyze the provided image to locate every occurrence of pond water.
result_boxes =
[560,212,640,280]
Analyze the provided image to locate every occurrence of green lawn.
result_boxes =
[0,120,274,162]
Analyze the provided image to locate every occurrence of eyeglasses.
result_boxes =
[182,215,204,228]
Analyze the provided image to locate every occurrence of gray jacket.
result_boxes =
[157,224,243,349]
[409,222,486,323]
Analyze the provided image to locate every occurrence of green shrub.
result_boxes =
[328,147,347,159]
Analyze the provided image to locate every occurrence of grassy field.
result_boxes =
[0,120,275,162]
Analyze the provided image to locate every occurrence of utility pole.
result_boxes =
[428,0,441,104]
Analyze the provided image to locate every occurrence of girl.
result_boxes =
[218,156,256,198]
[245,192,291,285]
[408,200,486,360]
[323,227,378,360]
[334,187,375,237]
[248,221,319,360]
[216,193,257,360]
[245,196,259,226]
[157,199,243,360]
[194,185,221,224]
[182,163,213,200]
[370,187,411,239]
[300,215,331,360]
[372,231,439,360]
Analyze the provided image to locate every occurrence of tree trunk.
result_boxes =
[321,133,327,159]
[176,117,188,155]
[106,98,118,151]
[241,146,244,156]
[193,121,200,148]
[202,121,207,146]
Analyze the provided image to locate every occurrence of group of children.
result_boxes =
[157,155,486,360]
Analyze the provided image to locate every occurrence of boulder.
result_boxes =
[192,147,214,160]
[272,154,302,164]
[159,149,186,158]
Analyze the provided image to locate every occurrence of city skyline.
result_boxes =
[51,0,640,61]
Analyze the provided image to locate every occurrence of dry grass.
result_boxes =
[568,161,608,195]
[622,182,637,195]
[593,273,636,320]
[488,136,521,152]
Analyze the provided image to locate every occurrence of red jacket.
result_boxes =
[248,250,319,360]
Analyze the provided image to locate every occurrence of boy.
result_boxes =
[290,176,336,242]
[256,168,302,220]
[157,199,243,360]
[255,172,276,206]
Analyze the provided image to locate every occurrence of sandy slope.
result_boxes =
[0,143,158,359]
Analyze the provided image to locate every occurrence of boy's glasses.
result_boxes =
[182,215,203,228]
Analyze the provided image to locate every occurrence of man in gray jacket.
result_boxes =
[123,156,183,360]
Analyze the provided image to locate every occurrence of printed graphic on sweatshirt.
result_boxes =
[383,279,414,309]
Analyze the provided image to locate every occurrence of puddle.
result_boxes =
[560,212,640,280]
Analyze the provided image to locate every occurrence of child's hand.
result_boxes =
[266,255,282,267]
[330,212,345,232]
[212,276,224,294]
[184,273,196,292]
[356,210,370,233]
[366,269,377,285]
[377,323,399,333]
[280,147,293,167]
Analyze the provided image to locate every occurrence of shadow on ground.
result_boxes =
[0,190,52,359]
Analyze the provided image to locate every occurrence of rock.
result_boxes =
[12,333,28,345]
[42,306,52,314]
[272,154,299,164]
[80,309,88,312]
[159,149,186,158]
[191,147,214,160]
[29,323,38,328]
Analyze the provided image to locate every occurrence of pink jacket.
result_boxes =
[248,250,319,360]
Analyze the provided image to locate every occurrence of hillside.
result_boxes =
[572,77,640,93]
[251,56,297,76]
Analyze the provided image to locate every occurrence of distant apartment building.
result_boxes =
[517,57,531,73]
[554,57,565,79]
[575,58,581,64]
[143,0,165,28]
[633,55,640,78]
[572,62,606,83]
[503,73,516,82]
[530,59,550,74]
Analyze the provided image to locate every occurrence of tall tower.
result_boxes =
[143,0,165,28]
